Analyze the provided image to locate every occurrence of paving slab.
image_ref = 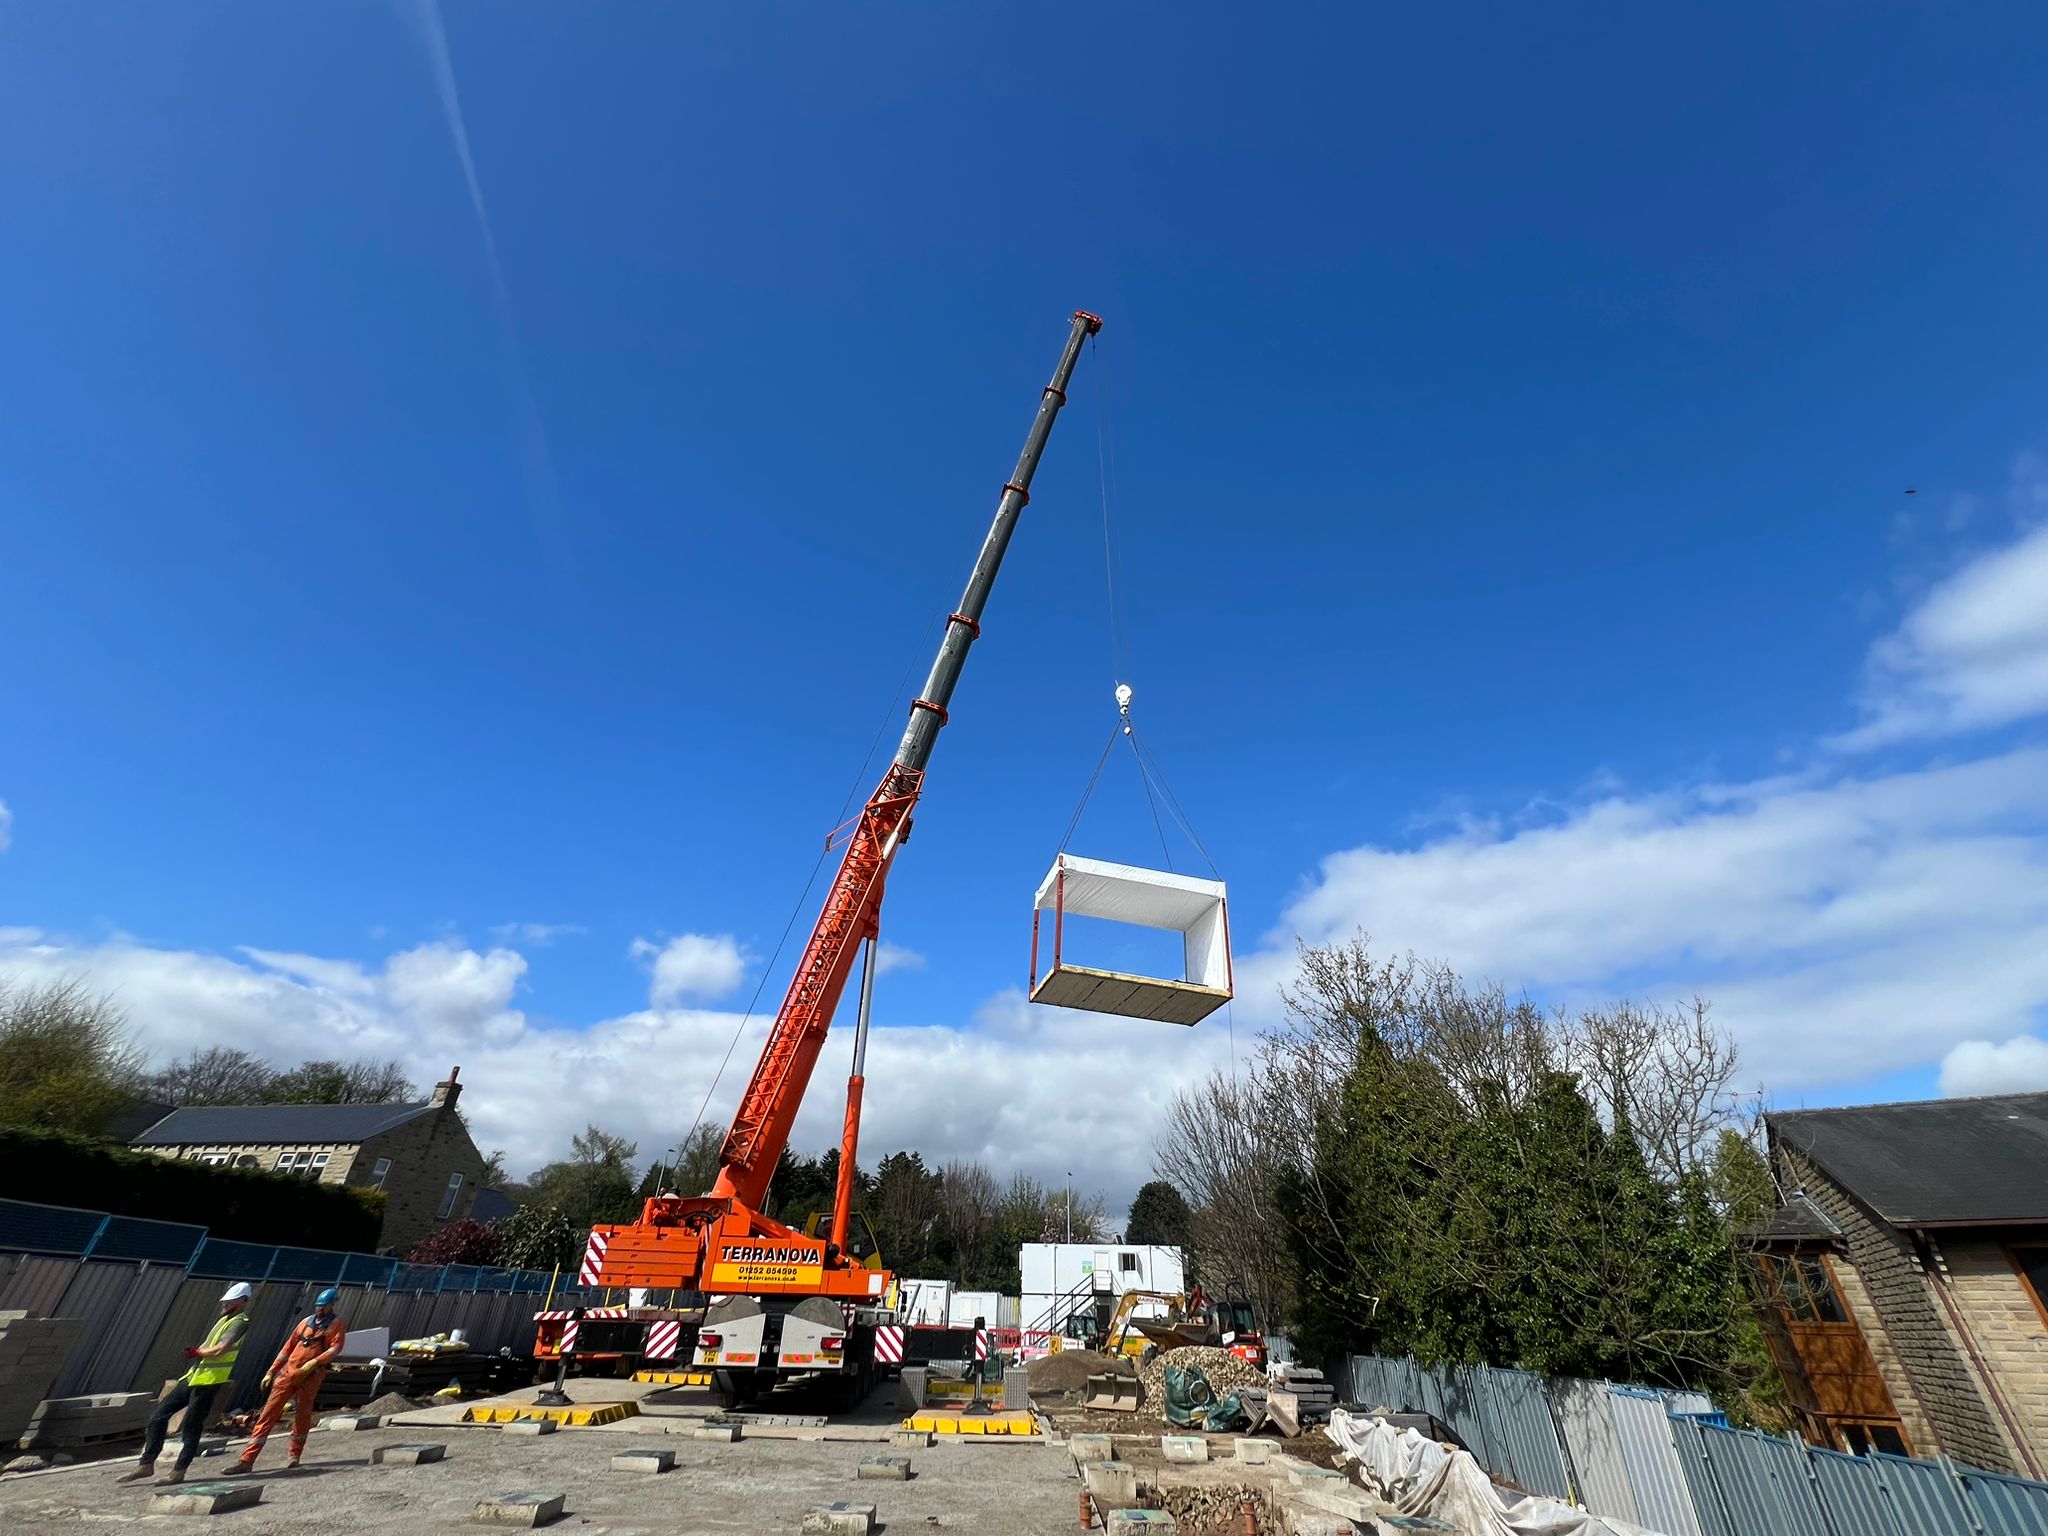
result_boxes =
[608,1448,674,1473]
[1069,1432,1115,1464]
[799,1501,875,1535]
[1105,1512,1176,1533]
[1160,1435,1208,1463]
[321,1414,382,1431]
[150,1481,263,1515]
[1231,1437,1274,1465]
[1286,1462,1345,1490]
[1082,1460,1139,1506]
[501,1419,558,1437]
[889,1428,933,1448]
[855,1455,910,1481]
[371,1442,447,1465]
[694,1421,742,1442]
[472,1490,566,1527]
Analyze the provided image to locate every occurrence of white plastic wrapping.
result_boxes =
[1029,854,1231,1025]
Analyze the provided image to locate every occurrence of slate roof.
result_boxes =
[1770,1092,2048,1228]
[1742,1192,1843,1246]
[131,1101,435,1147]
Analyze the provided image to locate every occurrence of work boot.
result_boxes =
[155,1469,186,1486]
[286,1454,301,1470]
[117,1465,155,1484]
[223,1460,253,1477]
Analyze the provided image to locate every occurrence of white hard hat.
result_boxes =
[219,1282,254,1303]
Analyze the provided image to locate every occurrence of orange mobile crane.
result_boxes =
[541,311,1101,1408]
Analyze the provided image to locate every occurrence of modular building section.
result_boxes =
[1020,1242,1187,1337]
[1029,855,1231,1025]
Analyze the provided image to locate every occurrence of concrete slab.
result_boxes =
[1082,1461,1138,1506]
[855,1455,910,1481]
[694,1421,741,1442]
[799,1502,875,1535]
[1105,1512,1176,1533]
[472,1491,565,1527]
[1285,1463,1345,1489]
[371,1443,447,1465]
[889,1428,933,1449]
[501,1419,558,1437]
[1069,1432,1115,1464]
[150,1482,263,1516]
[1284,1516,1355,1536]
[1231,1437,1274,1465]
[1160,1434,1208,1463]
[321,1414,382,1431]
[608,1449,674,1474]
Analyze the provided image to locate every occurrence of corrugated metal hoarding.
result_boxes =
[1959,1467,2048,1536]
[50,1261,148,1396]
[1551,1376,1642,1527]
[1609,1387,1704,1536]
[1488,1367,1569,1500]
[1811,1447,1907,1536]
[0,1254,78,1317]
[74,1262,185,1394]
[1873,1452,1977,1536]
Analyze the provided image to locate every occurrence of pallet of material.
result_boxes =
[19,1393,154,1450]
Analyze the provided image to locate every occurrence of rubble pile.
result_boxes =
[1159,1482,1284,1536]
[1028,1351,1134,1397]
[1136,1345,1265,1418]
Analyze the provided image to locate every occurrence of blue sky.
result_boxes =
[4,4,2047,1206]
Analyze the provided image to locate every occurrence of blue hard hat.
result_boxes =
[315,1287,339,1306]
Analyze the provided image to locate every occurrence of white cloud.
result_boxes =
[0,799,12,852]
[489,921,585,947]
[1835,457,2048,749]
[876,942,925,975]
[630,933,747,1007]
[1939,1037,2048,1098]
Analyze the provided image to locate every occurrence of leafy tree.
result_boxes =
[635,1123,723,1201]
[268,1058,416,1104]
[499,1204,583,1273]
[1125,1180,1194,1250]
[525,1124,640,1230]
[869,1151,944,1274]
[405,1218,502,1266]
[149,1045,276,1107]
[0,976,145,1136]
[479,1148,509,1190]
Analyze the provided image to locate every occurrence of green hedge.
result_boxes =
[0,1127,383,1252]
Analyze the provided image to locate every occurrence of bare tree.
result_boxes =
[1564,998,1749,1183]
[149,1045,276,1106]
[939,1158,998,1261]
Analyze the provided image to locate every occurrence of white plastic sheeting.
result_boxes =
[1029,854,1230,1025]
[1324,1409,1676,1536]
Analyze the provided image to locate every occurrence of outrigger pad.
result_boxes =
[1031,855,1230,1025]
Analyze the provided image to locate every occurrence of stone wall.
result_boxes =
[1927,1236,2048,1475]
[1775,1141,2020,1473]
[1826,1255,1936,1452]
[354,1105,485,1254]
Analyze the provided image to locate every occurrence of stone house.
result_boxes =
[1747,1092,2048,1476]
[129,1068,489,1254]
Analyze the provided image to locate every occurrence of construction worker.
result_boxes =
[118,1281,253,1486]
[228,1287,347,1474]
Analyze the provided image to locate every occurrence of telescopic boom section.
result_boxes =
[710,311,1102,1215]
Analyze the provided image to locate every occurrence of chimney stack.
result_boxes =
[430,1066,462,1110]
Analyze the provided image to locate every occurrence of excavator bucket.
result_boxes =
[1082,1371,1141,1413]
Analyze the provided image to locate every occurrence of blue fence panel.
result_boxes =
[1435,1365,1498,1471]
[1754,1430,1831,1536]
[1610,1388,1703,1536]
[1669,1414,1736,1536]
[1812,1447,1908,1536]
[0,1199,106,1256]
[88,1214,207,1265]
[388,1263,444,1291]
[474,1268,522,1294]
[1485,1367,1569,1500]
[1873,1452,1977,1536]
[1962,1467,2048,1536]
[442,1264,482,1291]
[189,1237,277,1279]
[339,1253,396,1287]
[264,1246,349,1284]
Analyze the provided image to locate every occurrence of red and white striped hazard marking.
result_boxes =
[643,1320,682,1360]
[577,1231,609,1284]
[974,1329,989,1361]
[874,1325,904,1364]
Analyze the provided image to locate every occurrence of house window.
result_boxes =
[368,1158,392,1191]
[308,1152,330,1178]
[1119,1253,1140,1273]
[437,1173,464,1219]
[1755,1253,1849,1325]
[275,1151,296,1171]
[198,1153,230,1167]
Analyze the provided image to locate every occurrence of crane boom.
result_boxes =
[712,309,1102,1210]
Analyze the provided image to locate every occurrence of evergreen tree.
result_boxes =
[1125,1180,1194,1249]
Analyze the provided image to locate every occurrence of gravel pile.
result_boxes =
[1136,1345,1266,1420]
[1159,1483,1286,1536]
[359,1391,425,1417]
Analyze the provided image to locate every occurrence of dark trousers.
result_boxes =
[140,1380,221,1472]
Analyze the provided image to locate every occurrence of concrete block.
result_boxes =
[1105,1513,1176,1534]
[1160,1434,1208,1463]
[1232,1437,1274,1465]
[855,1455,910,1481]
[695,1422,741,1442]
[1069,1432,1115,1464]
[609,1449,675,1474]
[472,1491,566,1527]
[372,1443,448,1465]
[1286,1463,1345,1489]
[502,1418,558,1436]
[800,1502,876,1536]
[150,1482,264,1516]
[889,1428,933,1448]
[321,1414,382,1431]
[1283,1517,1354,1536]
[1265,1388,1301,1437]
[1083,1461,1139,1506]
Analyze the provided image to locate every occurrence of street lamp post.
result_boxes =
[1065,1171,1072,1243]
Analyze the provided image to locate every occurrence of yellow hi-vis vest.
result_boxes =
[187,1312,242,1387]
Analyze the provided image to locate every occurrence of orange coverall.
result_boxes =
[238,1311,347,1467]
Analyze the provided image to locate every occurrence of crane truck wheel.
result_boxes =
[713,1368,769,1410]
